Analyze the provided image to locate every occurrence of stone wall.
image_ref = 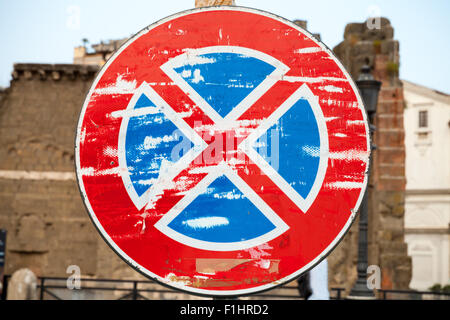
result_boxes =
[328,18,412,290]
[0,64,139,280]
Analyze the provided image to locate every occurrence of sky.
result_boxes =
[1,0,449,93]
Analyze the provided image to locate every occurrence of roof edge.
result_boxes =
[12,63,99,81]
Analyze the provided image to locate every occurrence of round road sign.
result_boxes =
[75,6,370,296]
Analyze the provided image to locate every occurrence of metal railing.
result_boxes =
[2,275,449,300]
[377,289,450,300]
[330,287,450,300]
[36,277,176,300]
[3,275,307,300]
[330,288,346,300]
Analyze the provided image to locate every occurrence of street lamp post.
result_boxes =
[347,64,381,299]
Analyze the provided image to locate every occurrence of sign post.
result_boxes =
[75,6,370,297]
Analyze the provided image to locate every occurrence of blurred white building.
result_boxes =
[403,80,450,290]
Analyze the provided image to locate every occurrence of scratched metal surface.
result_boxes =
[75,6,370,297]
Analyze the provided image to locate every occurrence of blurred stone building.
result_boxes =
[0,13,413,297]
[331,17,412,291]
[403,80,450,291]
[73,39,127,66]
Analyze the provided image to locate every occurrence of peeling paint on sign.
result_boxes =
[75,7,370,297]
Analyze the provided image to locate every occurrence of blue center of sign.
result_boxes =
[122,48,323,247]
[168,175,276,243]
[253,98,321,199]
[125,94,193,197]
[173,52,276,118]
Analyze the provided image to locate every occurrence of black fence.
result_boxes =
[376,289,450,300]
[2,275,306,300]
[2,275,450,300]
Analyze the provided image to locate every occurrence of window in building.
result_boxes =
[418,110,428,128]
